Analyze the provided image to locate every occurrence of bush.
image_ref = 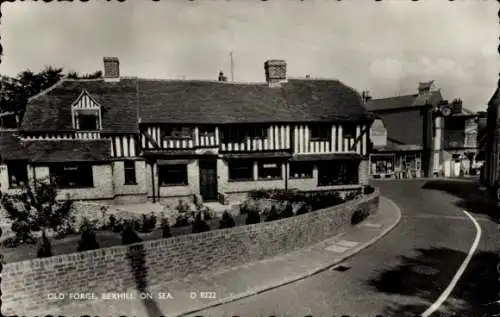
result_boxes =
[77,220,100,252]
[280,201,294,218]
[112,219,124,233]
[108,215,118,229]
[121,221,143,245]
[11,220,34,244]
[176,199,190,213]
[160,218,172,238]
[192,212,210,233]
[363,185,375,195]
[219,210,236,229]
[245,208,261,225]
[132,218,141,231]
[265,205,280,222]
[351,208,370,225]
[37,231,53,258]
[173,214,190,227]
[295,203,310,215]
[139,213,157,233]
[2,236,21,248]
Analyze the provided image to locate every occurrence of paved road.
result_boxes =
[186,179,500,317]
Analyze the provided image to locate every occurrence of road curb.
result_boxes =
[170,196,403,317]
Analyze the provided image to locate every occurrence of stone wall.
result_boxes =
[2,191,379,315]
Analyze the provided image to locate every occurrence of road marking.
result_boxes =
[335,240,359,248]
[360,222,382,228]
[420,208,482,317]
[325,245,349,253]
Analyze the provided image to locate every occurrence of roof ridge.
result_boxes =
[27,76,68,103]
[369,94,417,101]
[137,77,267,86]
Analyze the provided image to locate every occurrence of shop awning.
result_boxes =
[223,151,292,160]
[290,153,362,162]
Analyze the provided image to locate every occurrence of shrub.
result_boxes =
[280,201,294,218]
[351,208,370,225]
[132,218,141,231]
[363,185,375,195]
[112,219,124,233]
[219,210,236,229]
[11,220,34,243]
[173,214,190,227]
[108,215,118,229]
[121,221,143,245]
[140,213,157,233]
[344,191,359,202]
[176,200,190,213]
[36,231,53,258]
[2,236,20,248]
[295,203,310,215]
[77,220,100,252]
[192,212,210,233]
[245,208,261,225]
[160,218,172,238]
[265,205,280,222]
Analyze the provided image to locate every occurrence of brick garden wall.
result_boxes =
[2,191,379,315]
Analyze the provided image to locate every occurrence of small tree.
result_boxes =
[0,179,74,246]
[280,201,294,218]
[77,219,100,252]
[121,221,143,245]
[265,205,280,222]
[192,212,210,233]
[160,218,172,238]
[245,208,261,225]
[219,210,236,229]
[37,231,53,258]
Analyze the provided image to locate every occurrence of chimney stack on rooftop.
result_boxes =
[103,57,120,82]
[218,71,228,82]
[264,59,287,87]
[362,90,372,103]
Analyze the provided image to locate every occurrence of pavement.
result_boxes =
[46,196,401,317]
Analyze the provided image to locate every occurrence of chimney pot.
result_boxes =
[264,59,287,87]
[103,57,120,82]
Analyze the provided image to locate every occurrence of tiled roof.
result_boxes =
[2,139,110,162]
[0,131,24,162]
[21,78,373,133]
[365,90,443,112]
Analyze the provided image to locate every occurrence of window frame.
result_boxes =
[164,126,193,139]
[342,124,357,139]
[317,160,359,186]
[7,162,28,189]
[124,160,137,185]
[50,163,94,189]
[309,124,331,141]
[228,159,254,182]
[77,114,99,131]
[289,162,314,179]
[257,160,283,180]
[158,164,188,187]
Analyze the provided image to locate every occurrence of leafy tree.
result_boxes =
[67,70,102,80]
[0,66,64,123]
[0,179,74,246]
[219,210,236,229]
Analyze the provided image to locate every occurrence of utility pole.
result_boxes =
[230,51,234,82]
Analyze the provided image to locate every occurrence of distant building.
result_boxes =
[365,81,479,179]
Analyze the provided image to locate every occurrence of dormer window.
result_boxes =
[71,90,102,131]
[77,114,99,130]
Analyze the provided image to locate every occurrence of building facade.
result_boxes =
[0,57,374,205]
[365,81,479,179]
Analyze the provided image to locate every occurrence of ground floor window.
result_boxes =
[50,163,94,188]
[158,164,188,186]
[228,160,254,181]
[7,162,28,189]
[317,160,359,186]
[289,162,313,179]
[124,160,137,185]
[257,160,282,180]
[370,155,395,175]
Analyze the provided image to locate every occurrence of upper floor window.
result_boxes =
[310,124,331,141]
[343,124,357,139]
[220,125,267,143]
[199,126,216,136]
[77,114,99,130]
[165,127,192,139]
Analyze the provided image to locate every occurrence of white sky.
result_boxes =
[1,0,498,111]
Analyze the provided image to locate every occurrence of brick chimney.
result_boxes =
[103,57,120,82]
[264,59,287,87]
